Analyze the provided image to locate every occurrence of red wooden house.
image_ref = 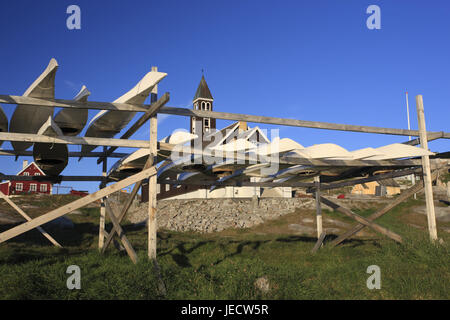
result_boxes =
[0,161,52,196]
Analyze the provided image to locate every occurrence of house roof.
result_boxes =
[16,161,46,176]
[193,75,213,101]
[378,178,400,187]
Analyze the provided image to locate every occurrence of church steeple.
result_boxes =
[193,75,213,102]
[191,75,215,138]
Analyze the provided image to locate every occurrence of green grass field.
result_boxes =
[0,194,449,299]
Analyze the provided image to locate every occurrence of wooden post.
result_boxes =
[98,147,107,249]
[148,66,158,260]
[314,176,323,239]
[0,167,156,243]
[416,95,438,241]
[0,191,62,247]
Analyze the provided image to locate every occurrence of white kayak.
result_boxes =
[9,58,58,151]
[0,104,8,147]
[81,70,167,154]
[33,116,68,176]
[53,85,91,136]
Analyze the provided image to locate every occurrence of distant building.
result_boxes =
[141,75,291,201]
[0,160,52,196]
[351,178,401,196]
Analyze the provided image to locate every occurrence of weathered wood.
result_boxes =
[329,173,434,247]
[403,132,444,146]
[1,94,448,138]
[0,150,128,158]
[311,232,326,253]
[416,95,438,241]
[148,79,158,260]
[0,174,107,182]
[98,149,107,249]
[97,92,170,164]
[0,94,151,112]
[0,167,157,243]
[0,132,150,148]
[314,176,323,239]
[0,191,62,247]
[160,167,420,189]
[105,202,138,264]
[319,196,403,243]
[101,156,155,253]
[307,168,421,193]
[158,106,450,139]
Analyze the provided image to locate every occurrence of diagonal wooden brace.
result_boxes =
[101,156,156,253]
[0,191,62,247]
[330,170,439,247]
[105,202,138,264]
[0,167,156,244]
[319,196,403,243]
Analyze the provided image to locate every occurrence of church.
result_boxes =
[155,75,292,200]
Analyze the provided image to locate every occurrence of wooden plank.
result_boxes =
[314,176,323,239]
[148,77,158,260]
[105,202,138,264]
[416,95,438,241]
[0,191,62,247]
[97,92,170,164]
[307,168,421,193]
[0,132,150,148]
[403,132,444,146]
[0,174,106,182]
[0,94,151,112]
[158,106,450,139]
[0,150,128,158]
[1,94,448,138]
[98,148,107,249]
[319,196,403,243]
[0,167,157,243]
[311,232,326,253]
[329,174,432,247]
[101,156,155,253]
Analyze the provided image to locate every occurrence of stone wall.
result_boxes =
[113,196,392,233]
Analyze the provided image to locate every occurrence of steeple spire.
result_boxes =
[193,75,213,101]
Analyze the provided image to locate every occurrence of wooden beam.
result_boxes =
[1,94,448,138]
[307,168,421,193]
[0,94,151,112]
[329,170,438,247]
[0,167,157,244]
[416,95,438,241]
[0,191,62,247]
[402,132,444,146]
[0,174,107,182]
[0,132,150,148]
[158,106,450,139]
[319,196,403,243]
[101,156,155,253]
[98,147,107,249]
[97,93,170,164]
[311,232,326,253]
[314,176,323,239]
[105,202,138,264]
[148,75,158,261]
[0,150,128,158]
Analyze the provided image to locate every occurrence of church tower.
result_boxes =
[191,75,216,139]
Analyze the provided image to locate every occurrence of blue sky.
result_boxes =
[0,0,449,193]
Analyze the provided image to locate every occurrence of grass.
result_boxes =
[0,195,449,299]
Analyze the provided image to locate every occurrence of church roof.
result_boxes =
[193,75,213,101]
